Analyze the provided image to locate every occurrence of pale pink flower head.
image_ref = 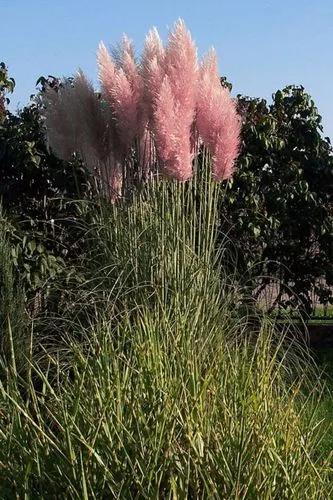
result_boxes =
[97,42,116,98]
[201,48,219,80]
[212,95,241,180]
[164,19,198,122]
[119,35,142,100]
[153,76,175,163]
[153,75,192,181]
[196,50,241,180]
[97,38,142,154]
[142,28,164,70]
[141,28,165,123]
[111,68,138,151]
[150,20,199,181]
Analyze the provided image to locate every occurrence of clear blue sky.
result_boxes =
[2,0,333,138]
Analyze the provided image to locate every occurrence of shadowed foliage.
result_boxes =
[221,85,333,315]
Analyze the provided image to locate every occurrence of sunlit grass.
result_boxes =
[0,165,332,498]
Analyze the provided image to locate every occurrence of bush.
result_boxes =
[221,85,333,315]
[0,97,90,306]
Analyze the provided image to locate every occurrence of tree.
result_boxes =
[221,85,333,315]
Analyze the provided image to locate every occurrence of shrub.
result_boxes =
[221,85,333,315]
[0,97,90,305]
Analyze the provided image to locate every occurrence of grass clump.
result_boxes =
[0,309,332,498]
[0,171,332,498]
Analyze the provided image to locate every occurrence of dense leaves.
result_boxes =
[0,62,15,122]
[222,85,333,314]
[0,83,89,303]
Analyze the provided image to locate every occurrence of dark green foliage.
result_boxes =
[0,214,26,361]
[0,95,90,304]
[0,62,15,122]
[221,85,333,315]
[0,63,15,95]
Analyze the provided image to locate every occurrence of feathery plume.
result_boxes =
[196,49,241,180]
[42,80,81,161]
[154,76,192,181]
[97,42,116,97]
[152,19,198,180]
[110,68,139,152]
[42,71,120,201]
[141,28,165,123]
[119,35,142,102]
[98,38,141,153]
[140,28,165,176]
[72,70,114,165]
[142,28,164,70]
[164,19,198,121]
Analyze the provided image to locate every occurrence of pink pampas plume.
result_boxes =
[97,42,116,97]
[164,19,198,123]
[98,38,144,194]
[119,36,137,80]
[196,49,241,181]
[152,20,198,181]
[118,35,143,109]
[154,76,192,181]
[153,76,175,167]
[141,28,165,122]
[111,68,139,150]
[140,28,164,177]
[97,39,142,154]
[118,35,148,157]
[139,28,165,176]
[142,28,164,70]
